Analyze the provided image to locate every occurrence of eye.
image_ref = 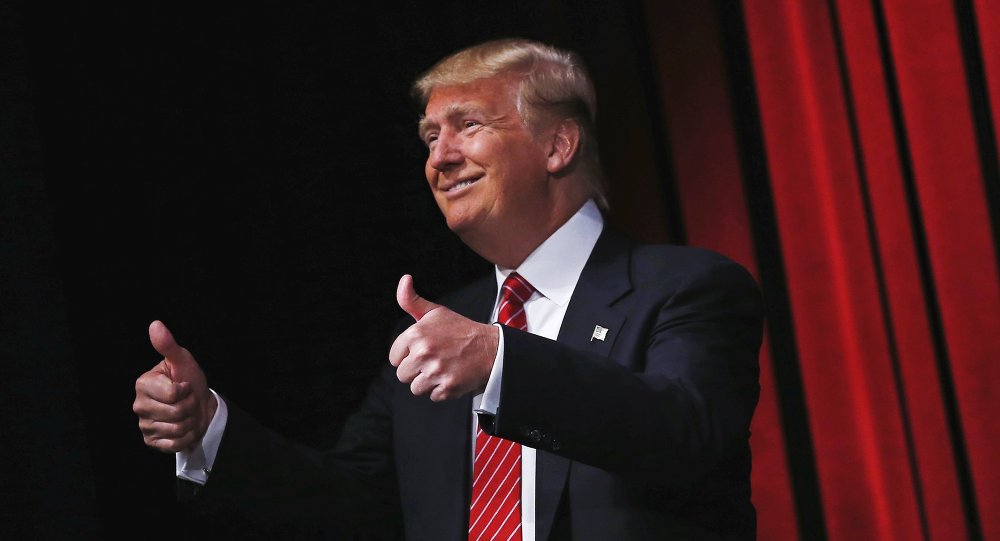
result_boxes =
[463,120,480,129]
[424,133,438,148]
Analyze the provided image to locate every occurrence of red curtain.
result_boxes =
[641,1,1000,539]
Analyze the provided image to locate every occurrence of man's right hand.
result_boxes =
[133,320,217,452]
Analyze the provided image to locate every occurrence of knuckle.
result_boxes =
[167,402,188,418]
[136,370,164,391]
[162,386,179,403]
[398,328,418,347]
[135,369,154,386]
[412,343,433,361]
[396,367,409,384]
[158,423,180,438]
[160,404,184,422]
[133,402,155,419]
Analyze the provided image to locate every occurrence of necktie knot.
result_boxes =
[498,273,534,331]
[501,272,534,304]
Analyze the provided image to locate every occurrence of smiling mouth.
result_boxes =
[444,176,482,193]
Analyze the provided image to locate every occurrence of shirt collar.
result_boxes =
[494,199,605,307]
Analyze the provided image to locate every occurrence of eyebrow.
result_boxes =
[417,116,435,142]
[417,102,483,141]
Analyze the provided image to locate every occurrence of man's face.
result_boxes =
[419,76,554,243]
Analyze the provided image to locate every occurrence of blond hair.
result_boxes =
[413,39,608,210]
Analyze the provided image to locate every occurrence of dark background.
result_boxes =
[2,1,676,538]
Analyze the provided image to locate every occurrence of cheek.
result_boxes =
[424,162,439,187]
[465,137,498,164]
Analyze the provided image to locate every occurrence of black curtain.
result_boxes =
[2,1,670,538]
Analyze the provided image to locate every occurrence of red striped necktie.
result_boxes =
[468,272,534,541]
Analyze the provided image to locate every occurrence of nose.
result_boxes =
[427,131,463,172]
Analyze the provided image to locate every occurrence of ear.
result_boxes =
[546,119,582,175]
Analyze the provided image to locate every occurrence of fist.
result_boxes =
[389,275,499,401]
[133,321,217,452]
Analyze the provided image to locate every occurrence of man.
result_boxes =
[134,38,763,540]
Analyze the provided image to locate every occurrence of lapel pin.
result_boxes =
[591,325,609,342]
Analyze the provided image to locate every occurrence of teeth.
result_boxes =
[448,179,478,192]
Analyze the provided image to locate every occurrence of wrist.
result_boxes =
[199,391,218,438]
[479,323,501,390]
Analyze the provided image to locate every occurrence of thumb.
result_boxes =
[396,274,439,321]
[148,320,193,376]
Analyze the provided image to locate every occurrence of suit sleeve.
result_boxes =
[483,259,763,488]
[184,363,404,539]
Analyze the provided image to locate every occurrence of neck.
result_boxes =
[463,186,591,269]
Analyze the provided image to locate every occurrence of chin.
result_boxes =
[446,218,474,236]
[445,213,487,240]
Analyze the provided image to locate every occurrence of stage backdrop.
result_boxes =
[2,0,998,539]
[635,1,1000,540]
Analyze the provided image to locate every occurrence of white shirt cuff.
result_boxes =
[477,323,504,414]
[176,389,228,485]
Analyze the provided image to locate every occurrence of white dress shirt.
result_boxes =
[178,199,605,541]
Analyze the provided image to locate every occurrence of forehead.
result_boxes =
[423,76,521,121]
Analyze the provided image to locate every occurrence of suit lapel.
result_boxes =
[535,229,632,541]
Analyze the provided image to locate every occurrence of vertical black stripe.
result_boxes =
[870,1,985,539]
[953,0,1000,298]
[716,1,829,539]
[622,0,687,245]
[824,1,930,539]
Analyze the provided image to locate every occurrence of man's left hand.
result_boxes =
[389,274,499,401]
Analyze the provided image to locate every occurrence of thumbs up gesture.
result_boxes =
[133,321,217,452]
[389,275,499,401]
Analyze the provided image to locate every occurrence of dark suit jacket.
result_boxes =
[189,229,763,540]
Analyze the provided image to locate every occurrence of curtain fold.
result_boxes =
[642,0,1000,538]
